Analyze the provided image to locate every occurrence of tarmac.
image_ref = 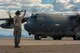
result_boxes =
[0,37,80,53]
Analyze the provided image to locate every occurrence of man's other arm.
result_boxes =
[22,10,26,18]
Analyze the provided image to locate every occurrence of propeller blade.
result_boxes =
[6,11,12,18]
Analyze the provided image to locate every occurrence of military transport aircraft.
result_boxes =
[0,10,80,40]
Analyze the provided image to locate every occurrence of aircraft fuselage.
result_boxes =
[24,13,80,40]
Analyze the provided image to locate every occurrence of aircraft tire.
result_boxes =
[73,36,77,40]
[75,33,80,40]
[77,37,80,40]
[53,37,57,40]
[57,37,62,40]
[34,35,41,40]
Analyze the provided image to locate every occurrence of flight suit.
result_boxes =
[14,26,21,45]
[13,10,26,48]
[13,16,23,46]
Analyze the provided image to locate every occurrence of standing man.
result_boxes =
[13,10,26,48]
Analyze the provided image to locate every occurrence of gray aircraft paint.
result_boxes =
[24,13,78,37]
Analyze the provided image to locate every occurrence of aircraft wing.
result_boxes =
[0,17,29,29]
[0,18,10,20]
[0,16,29,23]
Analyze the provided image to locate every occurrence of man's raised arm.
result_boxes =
[22,10,26,18]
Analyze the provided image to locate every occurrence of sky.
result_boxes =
[0,0,80,12]
[0,0,79,18]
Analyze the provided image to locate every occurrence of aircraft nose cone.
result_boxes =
[24,23,30,31]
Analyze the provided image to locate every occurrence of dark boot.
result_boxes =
[15,44,20,48]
